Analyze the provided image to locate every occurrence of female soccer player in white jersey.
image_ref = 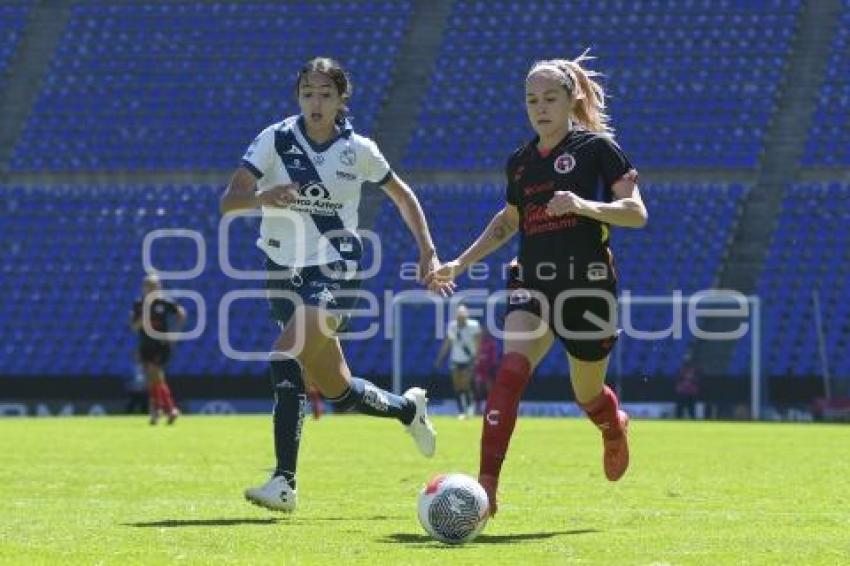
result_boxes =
[221,57,449,512]
[427,52,648,515]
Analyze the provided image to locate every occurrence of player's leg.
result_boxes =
[459,367,475,418]
[156,348,180,424]
[563,286,628,481]
[479,309,554,516]
[148,345,179,424]
[306,378,323,420]
[297,306,435,457]
[163,377,180,424]
[246,264,321,512]
[244,320,306,512]
[451,367,468,418]
[149,365,169,412]
[569,355,629,481]
[142,360,163,425]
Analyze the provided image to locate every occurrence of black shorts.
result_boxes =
[266,257,363,332]
[504,275,619,362]
[139,341,171,366]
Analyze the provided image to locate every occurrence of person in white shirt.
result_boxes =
[434,305,481,418]
[220,57,452,513]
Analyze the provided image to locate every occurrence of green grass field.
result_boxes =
[1,415,848,565]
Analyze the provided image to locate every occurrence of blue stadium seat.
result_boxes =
[0,4,29,92]
[0,182,745,380]
[730,182,850,378]
[10,1,412,171]
[403,0,800,170]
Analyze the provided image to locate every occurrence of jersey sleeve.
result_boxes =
[596,135,638,188]
[362,139,393,185]
[505,155,521,206]
[241,126,276,179]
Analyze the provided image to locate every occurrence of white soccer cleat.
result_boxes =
[244,475,297,513]
[404,387,436,458]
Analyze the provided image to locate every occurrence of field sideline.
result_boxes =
[0,416,848,565]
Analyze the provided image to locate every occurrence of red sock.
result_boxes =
[580,385,624,440]
[479,352,533,480]
[148,383,160,411]
[157,382,175,412]
[309,388,323,419]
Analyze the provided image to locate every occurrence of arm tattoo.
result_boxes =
[490,218,510,241]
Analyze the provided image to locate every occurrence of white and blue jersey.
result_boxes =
[242,115,392,268]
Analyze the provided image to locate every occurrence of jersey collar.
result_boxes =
[296,115,353,153]
[533,123,579,158]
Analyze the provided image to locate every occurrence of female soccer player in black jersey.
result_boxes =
[427,52,648,515]
[130,274,186,425]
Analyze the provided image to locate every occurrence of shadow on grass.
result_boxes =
[125,518,282,528]
[383,529,599,545]
[126,515,404,528]
[298,515,407,522]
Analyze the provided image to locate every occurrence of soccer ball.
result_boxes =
[417,473,490,544]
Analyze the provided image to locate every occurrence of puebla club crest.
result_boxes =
[339,147,356,167]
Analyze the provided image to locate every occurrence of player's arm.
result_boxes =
[174,304,187,330]
[129,308,142,331]
[426,205,519,287]
[547,170,647,228]
[381,174,441,279]
[220,167,299,214]
[434,337,451,369]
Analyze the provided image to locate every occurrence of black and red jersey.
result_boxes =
[132,297,180,343]
[505,127,636,282]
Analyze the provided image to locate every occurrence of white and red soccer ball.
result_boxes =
[417,473,489,544]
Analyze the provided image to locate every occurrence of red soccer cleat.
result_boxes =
[603,410,630,481]
[478,474,499,516]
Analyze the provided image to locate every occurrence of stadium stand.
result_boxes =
[0,4,30,90]
[0,182,746,381]
[803,0,850,165]
[1,0,847,412]
[9,0,412,171]
[404,0,801,170]
[730,182,850,378]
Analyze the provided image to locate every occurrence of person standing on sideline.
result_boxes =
[130,273,186,425]
[675,363,700,419]
[434,305,481,418]
[221,57,451,513]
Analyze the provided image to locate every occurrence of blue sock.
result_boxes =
[456,393,466,414]
[270,358,306,489]
[328,377,415,425]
